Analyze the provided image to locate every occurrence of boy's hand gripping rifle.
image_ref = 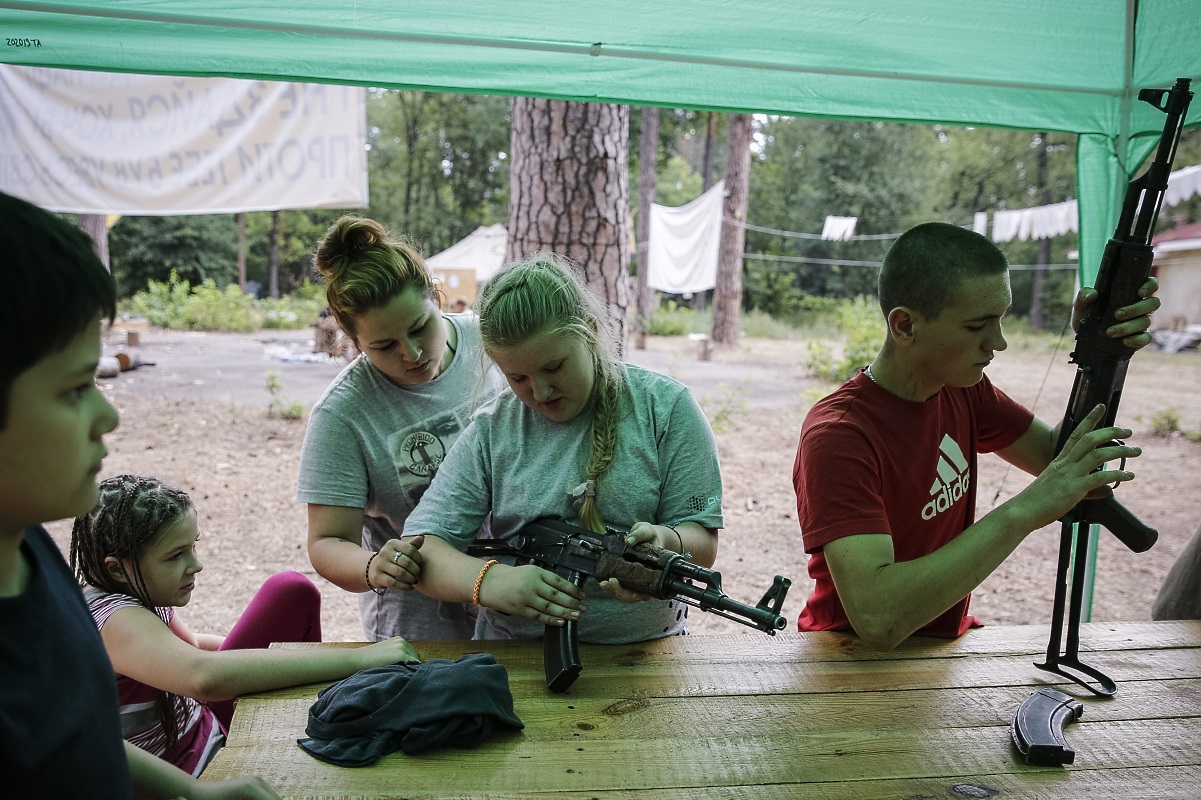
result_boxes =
[468,517,791,693]
[1011,77,1191,767]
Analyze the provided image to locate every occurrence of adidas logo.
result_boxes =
[921,434,971,520]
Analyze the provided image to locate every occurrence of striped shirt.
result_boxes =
[84,588,224,776]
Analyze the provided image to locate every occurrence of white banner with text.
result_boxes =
[0,66,367,214]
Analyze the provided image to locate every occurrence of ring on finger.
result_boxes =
[392,551,401,565]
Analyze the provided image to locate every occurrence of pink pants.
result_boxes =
[209,570,322,730]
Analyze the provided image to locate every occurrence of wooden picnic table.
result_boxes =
[203,620,1201,798]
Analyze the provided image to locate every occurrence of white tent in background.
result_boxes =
[425,223,507,307]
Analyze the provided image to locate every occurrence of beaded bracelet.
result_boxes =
[473,559,499,606]
[365,552,386,596]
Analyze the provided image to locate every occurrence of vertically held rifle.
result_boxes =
[1011,77,1192,767]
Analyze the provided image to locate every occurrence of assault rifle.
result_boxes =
[468,517,791,693]
[1011,77,1192,767]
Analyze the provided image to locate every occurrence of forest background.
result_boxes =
[101,91,1201,331]
[59,91,1201,642]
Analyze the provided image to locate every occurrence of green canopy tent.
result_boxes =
[3,0,1197,621]
[2,0,1199,281]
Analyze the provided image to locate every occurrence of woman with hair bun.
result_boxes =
[298,215,505,642]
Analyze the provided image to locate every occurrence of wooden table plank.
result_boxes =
[227,677,1201,746]
[206,718,1201,797]
[541,647,1201,699]
[259,765,1201,800]
[263,641,1201,701]
[204,622,1201,798]
[271,620,1201,666]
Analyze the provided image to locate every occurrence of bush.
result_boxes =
[129,274,325,332]
[259,292,324,330]
[646,301,695,336]
[802,296,883,383]
[185,280,261,332]
[130,270,192,328]
[740,308,804,339]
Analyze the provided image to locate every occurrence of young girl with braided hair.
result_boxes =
[403,254,723,643]
[71,474,418,776]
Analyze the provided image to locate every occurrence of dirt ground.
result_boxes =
[45,326,1201,644]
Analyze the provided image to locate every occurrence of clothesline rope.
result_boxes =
[743,252,1078,270]
[692,162,1201,245]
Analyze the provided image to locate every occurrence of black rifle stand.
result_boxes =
[1033,515,1118,697]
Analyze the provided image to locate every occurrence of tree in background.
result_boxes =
[365,90,510,256]
[108,214,237,298]
[243,209,340,296]
[929,125,1077,328]
[507,98,631,349]
[744,117,937,317]
[78,214,110,272]
[633,106,660,350]
[711,114,752,345]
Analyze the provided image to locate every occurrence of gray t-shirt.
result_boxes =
[297,313,505,641]
[403,364,724,644]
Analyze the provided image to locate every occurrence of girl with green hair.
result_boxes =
[403,255,723,643]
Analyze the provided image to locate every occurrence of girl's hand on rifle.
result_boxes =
[1020,404,1141,530]
[478,563,586,626]
[597,522,671,603]
[1072,277,1161,349]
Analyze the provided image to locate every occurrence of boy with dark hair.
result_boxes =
[793,221,1159,651]
[0,191,278,799]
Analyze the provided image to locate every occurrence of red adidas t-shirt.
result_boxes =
[793,370,1033,638]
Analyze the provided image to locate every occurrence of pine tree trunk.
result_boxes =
[694,111,721,313]
[235,212,247,290]
[711,113,752,345]
[507,98,630,351]
[78,214,110,272]
[634,106,659,350]
[268,209,280,299]
[1030,132,1050,330]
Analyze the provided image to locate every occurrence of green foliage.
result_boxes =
[265,371,305,421]
[1144,407,1182,437]
[742,265,807,320]
[739,309,804,339]
[927,126,1079,326]
[257,280,326,330]
[109,214,238,297]
[291,277,328,304]
[243,209,346,297]
[185,280,260,332]
[801,296,884,383]
[108,100,1140,339]
[654,156,705,208]
[130,273,322,332]
[646,301,696,336]
[365,90,510,256]
[129,270,193,328]
[1133,407,1201,442]
[746,117,937,302]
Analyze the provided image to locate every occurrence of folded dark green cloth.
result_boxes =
[297,652,523,766]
